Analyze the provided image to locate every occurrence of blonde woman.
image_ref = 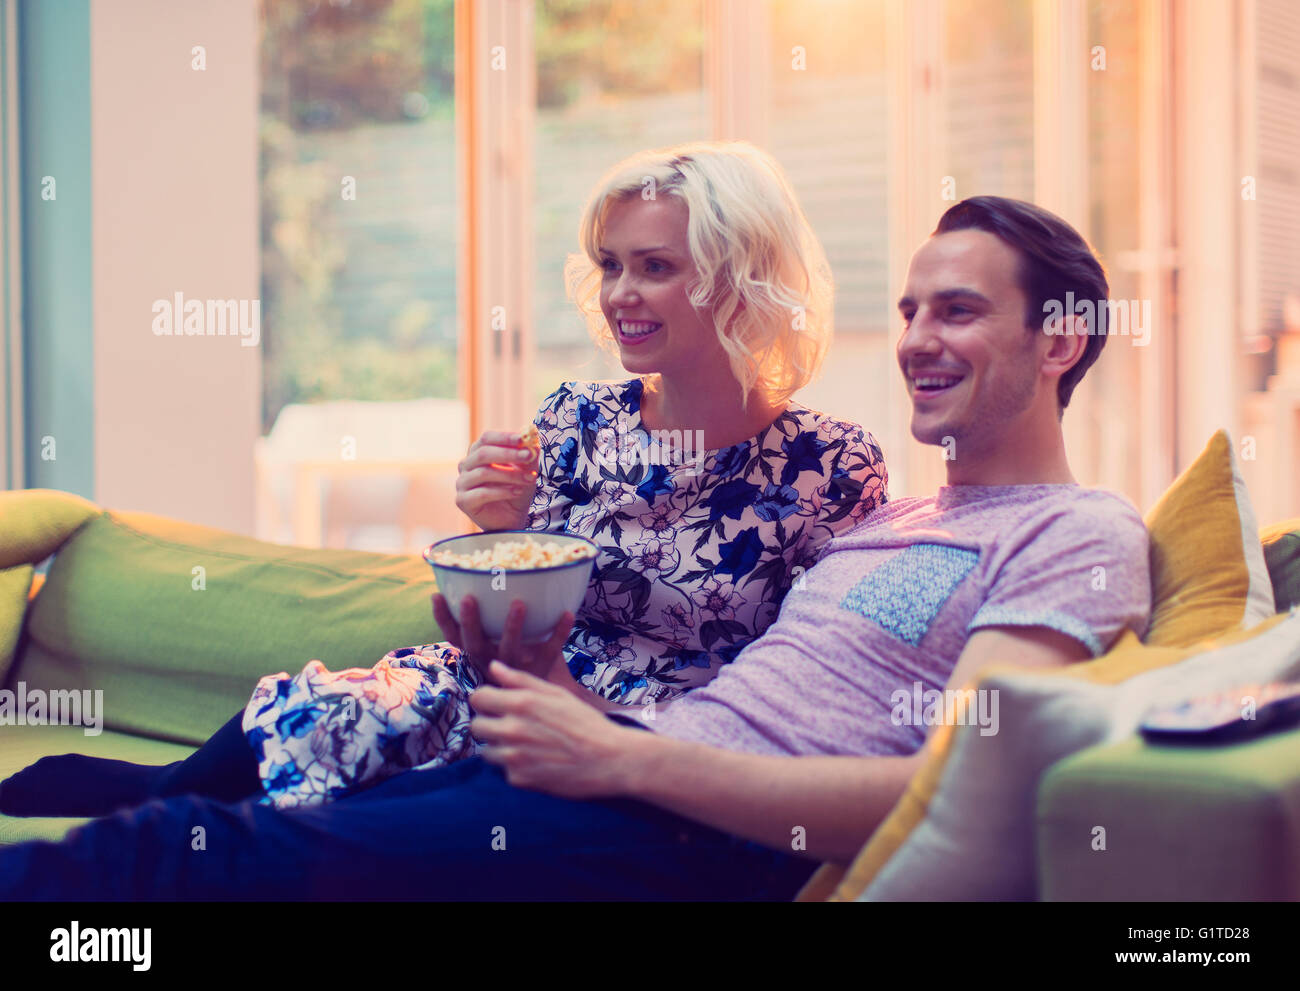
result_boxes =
[0,141,887,818]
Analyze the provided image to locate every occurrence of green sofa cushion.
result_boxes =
[10,509,443,746]
[1262,518,1300,612]
[0,724,196,846]
[1036,725,1300,900]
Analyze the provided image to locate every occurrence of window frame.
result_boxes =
[2,0,21,490]
[456,0,536,444]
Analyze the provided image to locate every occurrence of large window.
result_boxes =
[768,0,890,337]
[260,0,457,430]
[1086,0,1149,504]
[258,0,463,551]
[530,0,708,409]
[248,0,1293,550]
[765,0,895,477]
[1241,0,1300,524]
[944,0,1035,202]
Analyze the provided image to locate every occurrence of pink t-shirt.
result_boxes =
[652,483,1151,757]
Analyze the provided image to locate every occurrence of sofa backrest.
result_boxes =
[1262,517,1300,612]
[8,510,443,745]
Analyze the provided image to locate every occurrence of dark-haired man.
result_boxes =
[0,197,1151,901]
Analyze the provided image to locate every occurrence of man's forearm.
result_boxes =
[613,731,922,863]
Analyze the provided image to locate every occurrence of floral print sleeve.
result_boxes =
[795,422,890,571]
[525,380,584,534]
[522,378,888,705]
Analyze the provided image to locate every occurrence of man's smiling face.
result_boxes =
[895,229,1049,451]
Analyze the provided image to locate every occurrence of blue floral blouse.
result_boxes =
[240,375,889,809]
[524,378,888,704]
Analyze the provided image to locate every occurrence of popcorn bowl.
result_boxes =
[422,530,598,643]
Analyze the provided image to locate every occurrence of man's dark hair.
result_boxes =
[933,195,1109,410]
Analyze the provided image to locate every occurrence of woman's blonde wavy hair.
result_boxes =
[564,141,834,408]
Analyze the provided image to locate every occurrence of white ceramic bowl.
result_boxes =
[423,531,598,643]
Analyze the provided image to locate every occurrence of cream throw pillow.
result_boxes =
[851,612,1297,900]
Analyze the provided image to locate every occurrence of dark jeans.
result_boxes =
[0,713,817,901]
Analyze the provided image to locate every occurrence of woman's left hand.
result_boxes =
[470,661,642,799]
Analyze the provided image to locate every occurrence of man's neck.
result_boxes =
[943,424,1077,487]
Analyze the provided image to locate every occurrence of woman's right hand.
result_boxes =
[455,429,540,532]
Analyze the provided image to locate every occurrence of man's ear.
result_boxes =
[1040,312,1089,385]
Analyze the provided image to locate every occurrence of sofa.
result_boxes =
[0,494,442,847]
[2,477,1298,900]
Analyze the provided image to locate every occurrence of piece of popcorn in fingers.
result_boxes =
[520,422,541,461]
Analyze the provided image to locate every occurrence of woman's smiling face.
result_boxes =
[597,196,726,381]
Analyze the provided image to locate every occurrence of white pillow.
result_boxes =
[858,612,1300,900]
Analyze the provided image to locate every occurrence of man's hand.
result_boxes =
[565,625,1092,862]
[432,592,571,680]
[470,661,643,798]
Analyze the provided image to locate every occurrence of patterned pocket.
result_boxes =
[839,543,979,647]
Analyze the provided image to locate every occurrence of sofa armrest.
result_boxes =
[1035,724,1300,900]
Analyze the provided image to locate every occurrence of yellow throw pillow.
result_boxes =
[0,489,102,684]
[1143,430,1274,645]
[0,488,102,569]
[797,430,1277,902]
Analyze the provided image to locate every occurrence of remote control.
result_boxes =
[1139,681,1300,743]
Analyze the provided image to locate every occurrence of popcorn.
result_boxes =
[520,422,541,460]
[430,537,594,571]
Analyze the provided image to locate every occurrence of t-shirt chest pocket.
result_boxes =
[838,543,981,647]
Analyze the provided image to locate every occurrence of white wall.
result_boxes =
[91,0,259,533]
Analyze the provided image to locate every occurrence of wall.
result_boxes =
[90,0,259,532]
